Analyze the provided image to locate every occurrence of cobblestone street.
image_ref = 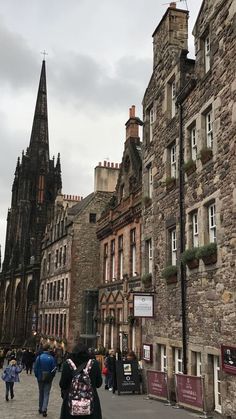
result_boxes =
[0,368,202,419]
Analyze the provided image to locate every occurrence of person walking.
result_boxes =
[106,349,117,393]
[1,358,22,401]
[59,342,103,419]
[25,348,35,374]
[34,343,57,417]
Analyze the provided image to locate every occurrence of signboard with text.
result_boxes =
[175,374,203,411]
[147,370,168,400]
[143,343,153,363]
[221,345,236,375]
[133,294,154,318]
[116,360,140,395]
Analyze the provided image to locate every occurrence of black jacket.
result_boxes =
[59,357,102,419]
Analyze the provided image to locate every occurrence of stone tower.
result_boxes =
[0,60,62,346]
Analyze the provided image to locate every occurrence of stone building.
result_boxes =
[0,60,61,346]
[96,106,143,356]
[38,164,119,351]
[142,0,235,417]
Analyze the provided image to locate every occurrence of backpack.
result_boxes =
[67,358,94,416]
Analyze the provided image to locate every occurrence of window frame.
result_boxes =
[208,203,216,243]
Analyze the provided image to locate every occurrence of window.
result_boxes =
[204,36,210,73]
[146,239,152,274]
[171,80,176,118]
[63,245,67,265]
[110,239,115,281]
[104,244,108,283]
[65,278,68,300]
[118,235,123,280]
[174,347,183,374]
[206,110,213,148]
[192,212,199,247]
[170,144,177,178]
[147,166,153,198]
[59,247,62,266]
[160,345,168,372]
[170,229,177,265]
[89,213,96,223]
[190,126,197,161]
[213,356,222,413]
[150,107,155,142]
[47,253,51,273]
[55,249,59,268]
[208,203,216,243]
[57,280,61,301]
[130,229,136,277]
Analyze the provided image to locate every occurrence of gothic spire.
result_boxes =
[29,60,49,162]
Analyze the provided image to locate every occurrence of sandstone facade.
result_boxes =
[142,1,236,417]
[96,107,143,356]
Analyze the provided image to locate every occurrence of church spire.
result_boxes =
[29,60,49,161]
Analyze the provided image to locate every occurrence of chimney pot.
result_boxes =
[104,160,107,167]
[111,162,114,168]
[99,162,102,166]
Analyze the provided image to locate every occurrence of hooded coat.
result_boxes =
[59,352,102,419]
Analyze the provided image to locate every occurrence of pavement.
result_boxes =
[0,368,202,419]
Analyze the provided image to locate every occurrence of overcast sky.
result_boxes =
[0,0,201,260]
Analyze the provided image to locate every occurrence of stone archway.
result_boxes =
[25,280,36,341]
[2,283,11,341]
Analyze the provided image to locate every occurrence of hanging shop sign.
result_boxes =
[175,374,203,411]
[133,294,154,318]
[221,344,236,375]
[147,370,168,400]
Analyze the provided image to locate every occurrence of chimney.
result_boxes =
[170,2,176,8]
[125,105,143,142]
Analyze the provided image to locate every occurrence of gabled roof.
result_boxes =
[67,192,94,216]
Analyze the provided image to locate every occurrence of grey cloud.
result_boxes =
[0,19,38,89]
[48,52,152,111]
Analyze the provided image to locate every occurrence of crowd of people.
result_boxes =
[1,343,141,418]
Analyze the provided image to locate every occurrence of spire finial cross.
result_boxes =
[41,50,48,60]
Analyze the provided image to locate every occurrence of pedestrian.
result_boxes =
[34,343,57,417]
[59,342,102,419]
[25,348,35,374]
[55,346,64,372]
[103,351,109,390]
[106,349,117,393]
[0,348,5,368]
[1,358,22,401]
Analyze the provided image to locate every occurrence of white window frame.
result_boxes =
[208,203,216,243]
[104,244,109,283]
[147,239,152,274]
[171,229,177,266]
[171,80,176,118]
[196,352,202,377]
[118,236,123,280]
[192,212,199,247]
[150,107,154,142]
[206,110,213,148]
[148,166,153,198]
[111,240,115,281]
[190,126,197,161]
[213,355,222,413]
[204,36,210,73]
[174,348,183,374]
[170,144,177,178]
[160,345,168,372]
[131,244,136,277]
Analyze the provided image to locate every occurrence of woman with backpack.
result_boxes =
[59,342,102,419]
[1,358,22,401]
